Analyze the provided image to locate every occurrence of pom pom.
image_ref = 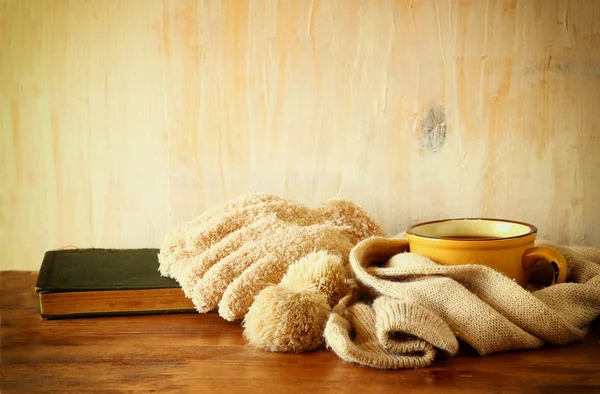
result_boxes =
[243,285,331,353]
[280,250,349,306]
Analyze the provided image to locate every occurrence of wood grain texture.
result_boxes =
[1,0,599,270]
[1,271,600,393]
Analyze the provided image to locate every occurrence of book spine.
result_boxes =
[35,251,57,292]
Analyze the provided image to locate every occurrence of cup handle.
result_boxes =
[522,247,568,285]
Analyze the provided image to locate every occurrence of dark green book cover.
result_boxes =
[37,248,180,292]
[36,248,195,318]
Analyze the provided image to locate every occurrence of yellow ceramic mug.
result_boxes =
[406,218,568,287]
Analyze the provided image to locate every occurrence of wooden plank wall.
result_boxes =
[1,0,599,270]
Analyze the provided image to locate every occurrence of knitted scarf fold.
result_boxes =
[324,237,600,369]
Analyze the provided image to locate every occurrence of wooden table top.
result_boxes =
[2,271,599,393]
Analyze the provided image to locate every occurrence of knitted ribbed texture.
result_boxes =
[324,293,449,369]
[324,236,600,369]
[372,296,459,355]
[158,193,385,321]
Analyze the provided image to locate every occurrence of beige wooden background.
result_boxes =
[1,0,599,270]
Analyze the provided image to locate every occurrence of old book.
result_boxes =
[35,248,195,319]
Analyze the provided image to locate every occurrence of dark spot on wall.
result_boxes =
[421,105,447,153]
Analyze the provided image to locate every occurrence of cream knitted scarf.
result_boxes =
[324,236,600,369]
